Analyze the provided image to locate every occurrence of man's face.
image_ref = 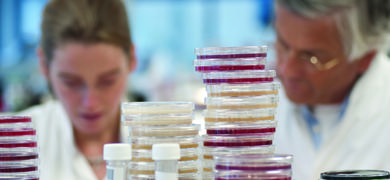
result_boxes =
[275,5,363,105]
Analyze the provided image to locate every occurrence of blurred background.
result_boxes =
[0,0,276,112]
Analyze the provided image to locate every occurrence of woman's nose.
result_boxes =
[82,88,100,109]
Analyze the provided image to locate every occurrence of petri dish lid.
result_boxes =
[213,154,293,171]
[0,116,31,124]
[132,148,199,161]
[195,46,268,59]
[206,121,277,135]
[206,82,280,96]
[130,135,201,150]
[194,58,266,72]
[202,145,275,157]
[0,164,38,173]
[204,108,276,119]
[0,140,37,148]
[201,70,275,84]
[121,102,194,114]
[129,124,200,137]
[205,119,277,128]
[0,128,36,137]
[214,171,292,180]
[131,174,203,180]
[202,134,274,147]
[205,95,279,108]
[121,113,193,126]
[130,160,201,171]
[129,174,155,180]
[0,152,38,161]
[320,170,390,179]
[0,177,39,180]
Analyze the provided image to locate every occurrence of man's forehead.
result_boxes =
[275,5,341,51]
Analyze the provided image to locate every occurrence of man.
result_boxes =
[273,1,390,179]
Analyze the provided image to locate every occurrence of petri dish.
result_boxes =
[204,108,276,123]
[0,165,38,173]
[0,141,37,148]
[205,95,279,110]
[206,121,277,135]
[0,152,39,166]
[0,176,39,180]
[130,136,201,150]
[213,154,292,171]
[194,58,266,72]
[206,82,280,97]
[179,172,202,180]
[320,170,390,179]
[121,102,194,114]
[202,145,275,172]
[121,113,193,126]
[201,70,275,84]
[195,46,268,59]
[130,160,201,175]
[0,116,31,124]
[202,171,215,180]
[130,173,202,180]
[0,128,36,141]
[132,148,199,162]
[215,171,292,180]
[0,177,39,180]
[0,128,36,137]
[0,116,32,129]
[202,134,274,148]
[128,124,200,137]
[129,174,155,180]
[0,147,38,154]
[202,145,275,160]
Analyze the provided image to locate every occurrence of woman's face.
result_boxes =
[46,42,133,134]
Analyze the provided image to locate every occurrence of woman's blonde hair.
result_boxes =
[40,0,132,64]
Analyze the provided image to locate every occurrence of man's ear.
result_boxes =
[36,47,50,80]
[356,50,376,74]
[128,44,137,73]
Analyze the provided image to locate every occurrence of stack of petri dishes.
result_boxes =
[0,116,39,180]
[213,154,293,180]
[194,46,282,179]
[121,102,202,180]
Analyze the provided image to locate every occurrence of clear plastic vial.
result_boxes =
[104,143,132,180]
[152,143,180,180]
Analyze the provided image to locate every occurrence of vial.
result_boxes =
[152,143,180,180]
[103,143,132,180]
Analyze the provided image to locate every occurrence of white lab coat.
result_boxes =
[274,53,390,180]
[18,100,128,180]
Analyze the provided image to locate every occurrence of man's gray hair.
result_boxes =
[275,0,390,60]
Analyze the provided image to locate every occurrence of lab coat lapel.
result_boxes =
[275,88,317,180]
[54,102,97,180]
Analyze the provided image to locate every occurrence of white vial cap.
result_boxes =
[103,143,132,161]
[152,143,180,160]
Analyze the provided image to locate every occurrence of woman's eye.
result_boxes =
[99,79,116,87]
[63,80,82,88]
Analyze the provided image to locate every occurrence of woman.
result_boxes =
[20,0,136,179]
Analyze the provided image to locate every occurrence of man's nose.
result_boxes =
[276,52,304,78]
